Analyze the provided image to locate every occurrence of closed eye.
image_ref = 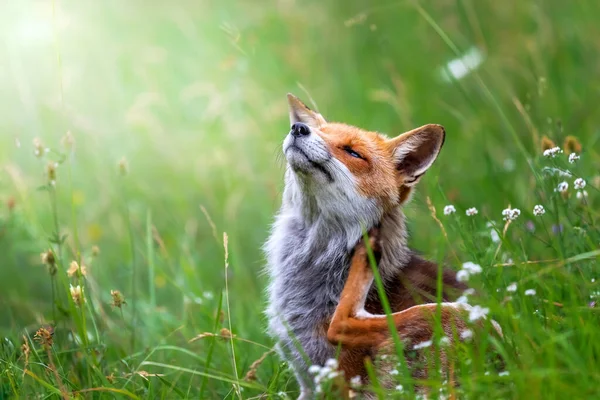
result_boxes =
[343,146,363,159]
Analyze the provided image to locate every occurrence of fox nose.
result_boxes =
[290,122,311,137]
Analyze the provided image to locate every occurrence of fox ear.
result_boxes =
[287,93,327,127]
[387,124,445,187]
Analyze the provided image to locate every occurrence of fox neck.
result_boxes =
[280,169,410,280]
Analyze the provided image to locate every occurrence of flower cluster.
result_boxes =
[502,208,521,221]
[456,262,482,282]
[533,205,545,216]
[543,146,563,158]
[468,305,489,321]
[443,205,456,215]
[308,358,342,393]
[574,178,586,190]
[568,153,580,163]
[465,207,478,216]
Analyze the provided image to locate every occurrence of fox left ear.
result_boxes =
[387,124,445,187]
[287,93,327,127]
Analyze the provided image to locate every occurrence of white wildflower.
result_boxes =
[395,384,404,392]
[460,329,473,340]
[576,190,588,199]
[350,376,362,387]
[533,205,545,216]
[443,205,456,215]
[439,336,451,346]
[568,153,580,163]
[574,178,586,190]
[390,369,399,375]
[462,262,482,274]
[506,282,517,292]
[325,358,338,370]
[413,340,432,350]
[465,207,478,216]
[524,289,536,296]
[555,181,568,192]
[468,305,489,322]
[456,295,469,304]
[490,229,500,243]
[456,270,470,282]
[502,208,521,221]
[308,365,321,375]
[499,371,510,377]
[543,146,562,158]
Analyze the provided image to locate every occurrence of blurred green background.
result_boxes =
[1,0,599,398]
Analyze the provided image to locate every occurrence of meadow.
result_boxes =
[1,0,599,398]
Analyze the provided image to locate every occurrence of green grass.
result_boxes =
[1,0,600,398]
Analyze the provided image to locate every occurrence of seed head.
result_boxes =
[61,131,75,151]
[110,290,126,308]
[46,161,58,185]
[34,327,54,349]
[40,249,57,276]
[118,157,128,176]
[33,138,47,158]
[563,135,582,155]
[67,261,87,278]
[70,284,85,306]
[540,136,556,152]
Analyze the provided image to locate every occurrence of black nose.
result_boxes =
[290,122,310,137]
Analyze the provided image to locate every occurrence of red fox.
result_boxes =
[265,94,498,399]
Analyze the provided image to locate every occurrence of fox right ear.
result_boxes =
[287,93,327,127]
[387,124,446,187]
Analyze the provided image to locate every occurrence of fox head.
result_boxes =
[282,93,445,228]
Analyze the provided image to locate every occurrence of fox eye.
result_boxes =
[343,146,363,159]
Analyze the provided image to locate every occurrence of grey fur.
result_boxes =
[265,126,413,398]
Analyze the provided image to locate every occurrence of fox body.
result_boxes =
[265,95,466,398]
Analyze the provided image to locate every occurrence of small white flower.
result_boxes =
[203,291,214,300]
[465,207,478,216]
[325,358,338,370]
[533,205,545,216]
[568,153,580,163]
[350,376,362,387]
[468,305,489,322]
[413,340,432,350]
[390,369,399,375]
[439,336,451,346]
[443,205,456,215]
[576,190,588,200]
[456,295,469,304]
[499,371,510,377]
[460,329,473,340]
[543,146,563,158]
[462,262,482,274]
[308,365,321,375]
[502,208,521,221]
[490,229,500,243]
[464,288,475,296]
[574,178,586,190]
[556,181,568,192]
[506,282,517,292]
[327,370,340,380]
[456,270,470,282]
[395,384,404,392]
[524,289,536,296]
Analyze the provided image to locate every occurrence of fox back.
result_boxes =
[265,94,463,398]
